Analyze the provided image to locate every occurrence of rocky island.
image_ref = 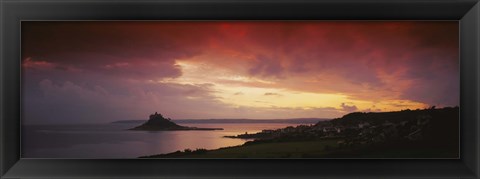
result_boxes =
[130,112,223,131]
[142,107,459,158]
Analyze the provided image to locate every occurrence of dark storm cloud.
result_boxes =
[21,21,459,124]
[22,22,225,80]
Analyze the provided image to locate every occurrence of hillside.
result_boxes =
[143,107,459,158]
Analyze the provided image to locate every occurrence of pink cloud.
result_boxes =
[340,103,358,113]
[21,21,459,124]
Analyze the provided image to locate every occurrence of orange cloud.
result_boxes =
[21,21,458,123]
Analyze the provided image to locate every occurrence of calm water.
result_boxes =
[22,122,305,158]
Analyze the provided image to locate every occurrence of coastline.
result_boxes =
[139,107,459,159]
[129,127,224,131]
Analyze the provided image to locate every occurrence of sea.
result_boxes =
[22,122,314,158]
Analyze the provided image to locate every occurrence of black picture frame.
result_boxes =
[1,0,479,178]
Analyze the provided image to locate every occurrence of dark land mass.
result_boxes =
[129,112,223,131]
[142,106,459,158]
[112,118,326,124]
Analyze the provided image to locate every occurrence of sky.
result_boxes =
[21,21,459,124]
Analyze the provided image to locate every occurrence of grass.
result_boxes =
[144,139,340,158]
[142,138,458,158]
[324,141,459,158]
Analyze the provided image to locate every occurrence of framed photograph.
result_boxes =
[1,0,479,178]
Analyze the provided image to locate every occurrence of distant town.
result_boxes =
[226,108,435,146]
[143,106,459,158]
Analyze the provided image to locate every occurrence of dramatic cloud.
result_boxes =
[21,21,459,124]
[264,92,282,96]
[340,103,358,113]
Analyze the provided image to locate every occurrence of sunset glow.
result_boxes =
[21,21,459,124]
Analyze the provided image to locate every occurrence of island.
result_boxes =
[129,112,223,131]
[141,106,459,158]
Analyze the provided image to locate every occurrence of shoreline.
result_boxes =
[129,127,224,131]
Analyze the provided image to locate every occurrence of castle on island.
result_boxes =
[129,112,222,131]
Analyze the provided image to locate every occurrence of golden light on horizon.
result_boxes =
[21,21,458,121]
[149,60,429,113]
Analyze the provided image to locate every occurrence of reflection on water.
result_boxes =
[22,123,302,158]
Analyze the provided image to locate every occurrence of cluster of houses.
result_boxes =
[330,114,432,147]
[227,114,433,148]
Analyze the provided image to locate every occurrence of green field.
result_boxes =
[142,138,458,158]
[323,141,459,158]
[143,139,340,158]
[141,107,459,159]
